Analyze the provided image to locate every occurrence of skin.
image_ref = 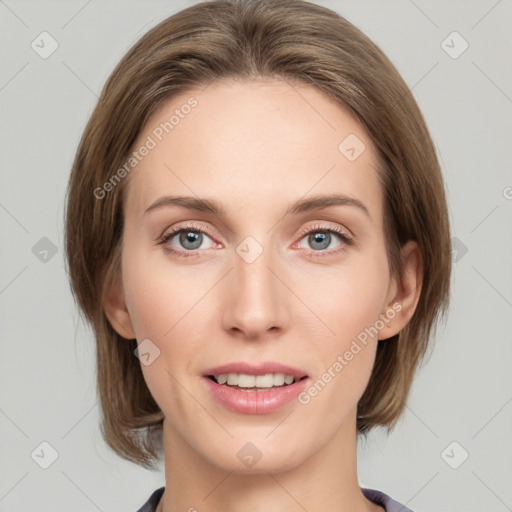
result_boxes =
[104,78,422,512]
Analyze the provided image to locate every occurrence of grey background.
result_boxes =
[1,0,511,511]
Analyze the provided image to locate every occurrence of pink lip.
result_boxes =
[202,362,310,415]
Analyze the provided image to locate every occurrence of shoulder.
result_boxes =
[135,486,165,512]
[361,487,415,512]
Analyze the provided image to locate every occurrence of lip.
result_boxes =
[202,362,310,415]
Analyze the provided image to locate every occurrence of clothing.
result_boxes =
[135,486,414,512]
[362,487,414,511]
[135,487,163,512]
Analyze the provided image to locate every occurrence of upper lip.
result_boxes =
[204,362,308,380]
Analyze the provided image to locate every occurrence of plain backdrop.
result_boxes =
[1,1,511,511]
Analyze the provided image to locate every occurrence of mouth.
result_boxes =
[201,362,310,414]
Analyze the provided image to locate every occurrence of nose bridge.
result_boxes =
[223,236,287,338]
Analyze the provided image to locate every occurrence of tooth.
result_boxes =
[214,372,300,387]
[273,373,285,386]
[227,373,238,385]
[255,374,274,387]
[238,374,256,387]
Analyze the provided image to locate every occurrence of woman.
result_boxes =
[64,1,451,510]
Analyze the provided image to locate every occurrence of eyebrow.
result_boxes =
[144,193,371,220]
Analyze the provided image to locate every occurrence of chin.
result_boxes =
[201,436,311,475]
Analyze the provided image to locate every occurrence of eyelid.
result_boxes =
[294,221,353,241]
[157,221,217,241]
[157,220,351,242]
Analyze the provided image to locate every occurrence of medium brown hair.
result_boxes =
[64,0,451,470]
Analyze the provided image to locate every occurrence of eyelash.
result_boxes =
[156,222,354,259]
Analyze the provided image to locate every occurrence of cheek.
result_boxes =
[297,274,383,428]
[301,256,390,344]
[297,251,389,397]
[121,244,208,339]
[121,248,214,386]
[121,260,200,411]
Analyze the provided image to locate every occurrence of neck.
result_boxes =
[158,412,382,512]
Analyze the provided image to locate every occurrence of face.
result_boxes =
[106,78,407,474]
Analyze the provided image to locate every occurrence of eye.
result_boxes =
[157,223,217,257]
[157,222,354,259]
[295,224,353,257]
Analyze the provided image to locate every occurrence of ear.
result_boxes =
[378,240,423,341]
[103,275,137,340]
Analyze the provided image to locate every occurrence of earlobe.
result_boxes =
[103,277,137,340]
[379,240,423,340]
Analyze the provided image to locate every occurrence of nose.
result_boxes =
[222,242,289,341]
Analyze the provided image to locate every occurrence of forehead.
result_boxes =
[124,78,382,224]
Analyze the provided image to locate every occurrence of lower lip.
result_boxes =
[202,376,309,415]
